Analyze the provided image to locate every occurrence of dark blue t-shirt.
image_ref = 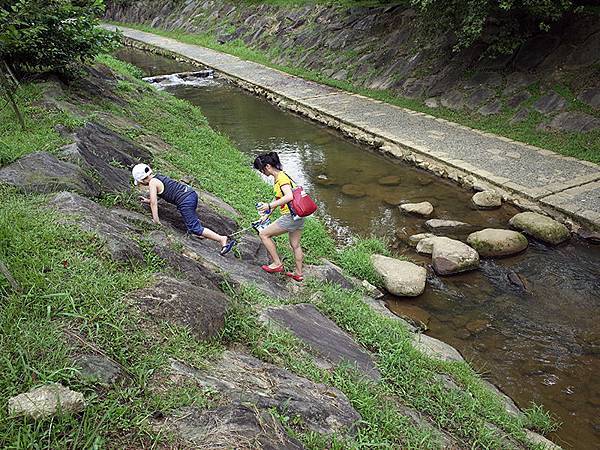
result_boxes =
[155,174,194,206]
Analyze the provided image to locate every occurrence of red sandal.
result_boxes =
[285,272,304,282]
[261,264,284,274]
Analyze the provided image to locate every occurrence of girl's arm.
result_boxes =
[148,180,161,224]
[269,184,293,209]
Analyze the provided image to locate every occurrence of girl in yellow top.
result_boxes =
[253,152,305,281]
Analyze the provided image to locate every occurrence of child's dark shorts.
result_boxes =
[178,191,204,235]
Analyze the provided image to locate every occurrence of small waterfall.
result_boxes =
[142,70,217,89]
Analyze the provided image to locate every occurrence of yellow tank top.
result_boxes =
[274,171,293,215]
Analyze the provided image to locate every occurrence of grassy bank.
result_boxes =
[0,54,555,448]
[106,22,599,164]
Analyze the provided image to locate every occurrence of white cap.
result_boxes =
[132,163,152,185]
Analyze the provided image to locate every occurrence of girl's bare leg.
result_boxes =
[288,229,303,276]
[259,222,287,267]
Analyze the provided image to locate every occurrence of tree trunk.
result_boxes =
[0,61,25,130]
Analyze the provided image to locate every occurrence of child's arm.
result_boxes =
[148,180,161,225]
[268,184,293,210]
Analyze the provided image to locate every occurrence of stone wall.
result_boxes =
[105,0,600,133]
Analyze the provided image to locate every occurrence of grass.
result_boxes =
[107,21,600,163]
[0,54,556,448]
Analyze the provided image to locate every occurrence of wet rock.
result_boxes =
[315,174,337,186]
[0,152,100,197]
[546,111,600,133]
[465,87,495,110]
[425,219,470,232]
[383,193,404,206]
[532,92,567,114]
[371,254,427,297]
[62,122,151,194]
[510,108,530,124]
[413,334,464,362]
[467,229,528,257]
[506,91,532,109]
[304,260,356,290]
[525,430,562,450]
[49,191,144,262]
[341,183,366,198]
[478,100,502,116]
[131,275,229,341]
[158,404,304,449]
[390,304,431,331]
[472,190,502,209]
[169,352,361,435]
[8,383,85,419]
[431,237,479,275]
[577,87,600,109]
[465,319,489,334]
[509,212,570,245]
[261,303,380,380]
[507,271,532,293]
[378,175,401,186]
[74,354,122,385]
[576,228,600,244]
[408,233,436,247]
[400,201,434,217]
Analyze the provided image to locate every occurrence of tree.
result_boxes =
[0,0,118,129]
[410,0,578,55]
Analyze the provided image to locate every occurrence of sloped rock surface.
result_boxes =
[131,275,229,340]
[261,303,380,380]
[0,152,100,197]
[61,122,152,193]
[48,191,144,262]
[169,352,361,435]
[158,404,305,449]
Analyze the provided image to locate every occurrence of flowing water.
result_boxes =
[115,47,600,449]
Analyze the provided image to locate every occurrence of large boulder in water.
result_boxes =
[467,229,528,257]
[418,237,479,275]
[371,254,427,297]
[509,212,569,245]
[0,152,100,197]
[400,201,434,217]
[131,275,229,341]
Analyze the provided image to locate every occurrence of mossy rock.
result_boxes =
[508,212,569,245]
[467,229,528,257]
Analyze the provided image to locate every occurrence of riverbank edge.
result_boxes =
[104,24,600,235]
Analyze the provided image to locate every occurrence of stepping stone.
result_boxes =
[371,254,427,297]
[417,237,479,275]
[408,233,435,247]
[509,212,570,245]
[425,219,470,232]
[341,184,366,198]
[472,190,502,209]
[378,175,401,186]
[467,229,528,257]
[400,201,434,217]
[261,303,380,380]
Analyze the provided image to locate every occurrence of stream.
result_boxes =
[115,47,600,449]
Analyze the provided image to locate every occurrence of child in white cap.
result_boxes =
[132,163,235,255]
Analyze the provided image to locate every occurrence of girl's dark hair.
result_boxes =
[253,152,282,172]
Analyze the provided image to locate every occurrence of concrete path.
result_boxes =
[104,25,600,230]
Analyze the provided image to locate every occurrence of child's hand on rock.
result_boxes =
[139,196,150,204]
